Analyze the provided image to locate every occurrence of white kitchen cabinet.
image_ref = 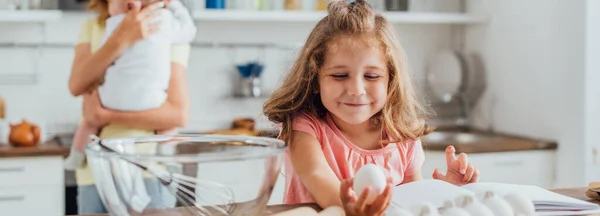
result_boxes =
[0,185,63,216]
[0,156,64,216]
[422,150,556,188]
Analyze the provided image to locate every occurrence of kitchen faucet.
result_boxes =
[454,92,470,128]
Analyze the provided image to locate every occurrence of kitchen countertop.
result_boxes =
[72,187,599,216]
[0,137,70,158]
[0,126,556,158]
[422,126,558,154]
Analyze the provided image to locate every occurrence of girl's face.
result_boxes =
[107,0,128,16]
[318,38,389,126]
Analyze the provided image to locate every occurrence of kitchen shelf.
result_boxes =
[0,10,62,22]
[192,10,489,24]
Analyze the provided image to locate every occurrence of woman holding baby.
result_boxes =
[67,0,195,214]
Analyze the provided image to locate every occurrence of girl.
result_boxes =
[68,0,190,214]
[262,0,479,215]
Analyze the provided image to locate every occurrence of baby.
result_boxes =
[64,0,197,170]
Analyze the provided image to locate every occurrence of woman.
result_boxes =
[68,0,191,214]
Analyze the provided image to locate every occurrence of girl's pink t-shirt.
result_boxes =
[282,112,425,204]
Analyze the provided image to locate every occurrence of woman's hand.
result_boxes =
[340,177,393,216]
[82,90,109,127]
[432,145,480,186]
[109,0,166,48]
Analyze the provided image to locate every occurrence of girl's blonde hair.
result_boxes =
[263,0,433,146]
[87,0,110,26]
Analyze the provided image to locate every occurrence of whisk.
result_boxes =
[89,135,236,216]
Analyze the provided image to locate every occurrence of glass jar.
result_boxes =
[284,0,301,10]
[315,0,327,11]
[0,96,5,119]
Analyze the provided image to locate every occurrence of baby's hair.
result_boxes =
[263,0,433,147]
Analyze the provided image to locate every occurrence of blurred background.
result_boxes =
[0,0,599,215]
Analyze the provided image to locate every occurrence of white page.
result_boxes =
[536,209,600,216]
[461,182,599,210]
[391,179,474,208]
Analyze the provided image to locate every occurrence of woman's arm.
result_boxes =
[86,62,190,130]
[69,41,127,96]
[289,130,343,208]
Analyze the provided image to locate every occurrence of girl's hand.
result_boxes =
[340,177,393,216]
[432,145,480,186]
[82,90,109,127]
[110,0,166,48]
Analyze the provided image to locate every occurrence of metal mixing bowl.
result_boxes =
[85,134,286,216]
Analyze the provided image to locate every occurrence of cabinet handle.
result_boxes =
[0,167,24,172]
[494,161,524,167]
[0,195,25,202]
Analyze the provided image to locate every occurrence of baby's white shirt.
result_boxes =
[98,1,196,111]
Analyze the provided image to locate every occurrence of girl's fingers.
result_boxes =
[340,179,354,204]
[370,184,393,215]
[354,187,370,213]
[445,145,457,165]
[471,168,480,183]
[457,153,468,174]
[463,163,475,183]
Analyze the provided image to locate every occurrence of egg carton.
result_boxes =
[386,191,535,216]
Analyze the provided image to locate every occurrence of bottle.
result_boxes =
[284,0,301,10]
[258,0,272,10]
[385,0,408,11]
[206,0,225,9]
[315,0,327,11]
[0,96,5,119]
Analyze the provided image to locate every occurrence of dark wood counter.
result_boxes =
[0,137,70,158]
[422,127,558,154]
[72,187,600,216]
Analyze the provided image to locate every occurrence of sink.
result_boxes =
[422,131,500,144]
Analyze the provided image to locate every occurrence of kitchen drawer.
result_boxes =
[0,185,64,216]
[423,150,556,188]
[0,156,63,187]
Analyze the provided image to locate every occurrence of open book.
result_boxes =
[391,179,600,216]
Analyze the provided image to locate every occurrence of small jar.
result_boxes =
[315,0,327,11]
[284,0,301,10]
[0,96,5,119]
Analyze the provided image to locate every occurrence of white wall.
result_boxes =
[585,0,600,182]
[0,9,457,139]
[465,0,587,187]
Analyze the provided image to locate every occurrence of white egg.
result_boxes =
[440,200,471,216]
[481,191,515,216]
[455,195,493,216]
[410,202,441,216]
[353,164,387,204]
[504,193,535,216]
